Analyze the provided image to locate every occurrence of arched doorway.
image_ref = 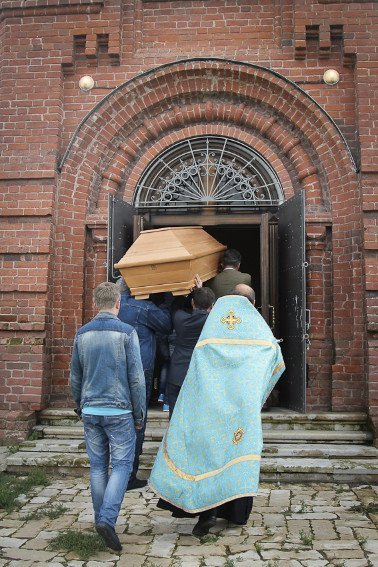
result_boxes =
[52,58,364,417]
[108,135,307,412]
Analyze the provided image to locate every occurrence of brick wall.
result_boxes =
[0,0,376,441]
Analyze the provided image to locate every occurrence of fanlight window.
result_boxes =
[133,136,283,210]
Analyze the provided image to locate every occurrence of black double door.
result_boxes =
[108,192,307,412]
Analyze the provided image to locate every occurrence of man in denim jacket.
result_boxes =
[117,278,172,490]
[70,282,145,552]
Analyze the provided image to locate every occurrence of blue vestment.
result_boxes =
[149,295,285,513]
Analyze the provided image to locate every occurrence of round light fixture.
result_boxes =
[79,75,95,91]
[323,69,340,85]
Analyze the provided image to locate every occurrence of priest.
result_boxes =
[149,285,285,537]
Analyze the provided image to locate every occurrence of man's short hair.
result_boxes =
[223,248,242,268]
[94,282,121,310]
[230,284,255,304]
[192,287,215,310]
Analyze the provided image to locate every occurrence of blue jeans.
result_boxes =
[83,413,136,527]
[130,368,153,482]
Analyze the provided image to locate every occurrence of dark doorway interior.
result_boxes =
[204,225,261,306]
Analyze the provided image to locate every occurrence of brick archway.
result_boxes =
[51,59,365,414]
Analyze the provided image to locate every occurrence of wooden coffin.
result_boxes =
[114,226,226,299]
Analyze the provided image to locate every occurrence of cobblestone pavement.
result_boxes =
[0,477,377,566]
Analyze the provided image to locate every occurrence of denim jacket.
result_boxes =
[118,291,172,374]
[70,312,146,427]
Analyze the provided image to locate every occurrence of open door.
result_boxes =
[260,214,279,335]
[277,190,307,412]
[107,195,143,282]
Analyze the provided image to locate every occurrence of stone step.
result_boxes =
[37,408,370,431]
[19,438,378,459]
[6,451,378,484]
[34,424,373,444]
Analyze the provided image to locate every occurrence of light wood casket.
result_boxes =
[114,226,226,299]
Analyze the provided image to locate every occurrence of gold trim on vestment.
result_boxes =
[147,481,258,514]
[195,338,276,349]
[163,435,261,482]
[273,361,285,375]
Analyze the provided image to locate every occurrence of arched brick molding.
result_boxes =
[50,59,365,416]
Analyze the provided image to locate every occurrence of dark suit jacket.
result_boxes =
[167,309,209,387]
[206,269,252,299]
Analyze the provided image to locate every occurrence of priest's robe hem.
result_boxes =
[148,295,285,513]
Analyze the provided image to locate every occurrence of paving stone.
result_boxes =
[362,540,378,553]
[339,561,370,567]
[119,533,153,544]
[148,533,178,557]
[119,543,148,555]
[37,529,59,540]
[0,527,16,536]
[323,549,365,559]
[11,520,49,539]
[262,550,323,560]
[2,548,57,561]
[0,519,23,528]
[244,527,267,536]
[86,562,115,567]
[300,561,329,567]
[290,513,338,520]
[313,540,361,550]
[116,556,145,567]
[21,537,50,550]
[228,548,260,561]
[262,512,286,527]
[174,544,224,556]
[0,536,27,548]
[6,561,34,567]
[311,519,338,540]
[126,525,150,535]
[216,535,247,545]
[203,557,227,566]
[143,558,172,567]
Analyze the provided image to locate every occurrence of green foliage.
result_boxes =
[21,503,66,521]
[0,469,49,512]
[49,530,107,560]
[201,533,219,544]
[299,529,314,546]
[26,431,39,441]
[349,502,378,515]
[297,499,309,513]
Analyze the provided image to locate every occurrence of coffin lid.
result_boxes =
[114,226,226,269]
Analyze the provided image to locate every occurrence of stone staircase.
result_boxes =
[5,408,378,483]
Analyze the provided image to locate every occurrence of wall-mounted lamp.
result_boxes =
[323,69,340,85]
[79,75,95,91]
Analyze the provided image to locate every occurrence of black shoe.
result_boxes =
[192,513,217,538]
[126,478,147,491]
[95,522,122,551]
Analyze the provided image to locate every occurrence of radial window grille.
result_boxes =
[133,136,283,210]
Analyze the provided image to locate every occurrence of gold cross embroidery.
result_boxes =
[221,310,241,330]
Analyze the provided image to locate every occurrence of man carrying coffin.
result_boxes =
[149,285,285,537]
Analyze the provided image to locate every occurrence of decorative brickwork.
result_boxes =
[0,0,376,443]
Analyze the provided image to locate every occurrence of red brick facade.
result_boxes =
[0,1,377,443]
